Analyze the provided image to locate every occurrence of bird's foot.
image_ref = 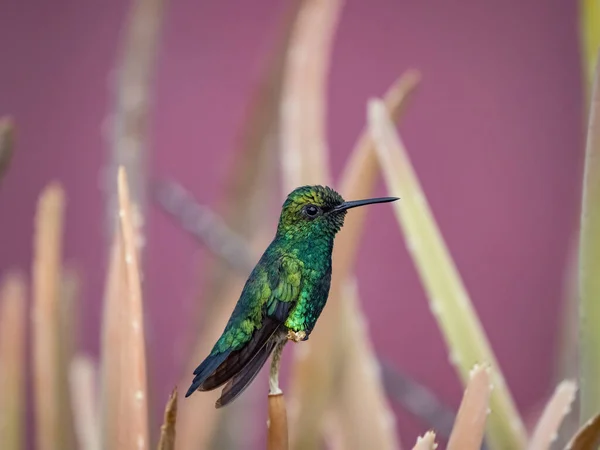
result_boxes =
[286,330,306,343]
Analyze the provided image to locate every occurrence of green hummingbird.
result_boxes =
[185,185,398,407]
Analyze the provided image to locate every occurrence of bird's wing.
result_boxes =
[187,254,302,395]
[265,254,302,322]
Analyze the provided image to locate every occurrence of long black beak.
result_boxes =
[332,196,399,212]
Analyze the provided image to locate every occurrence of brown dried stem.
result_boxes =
[446,363,493,450]
[104,0,165,244]
[564,412,600,449]
[527,380,577,450]
[267,340,289,450]
[268,393,289,450]
[32,182,67,450]
[115,166,150,449]
[0,272,27,450]
[69,355,100,450]
[157,387,178,450]
[0,117,15,183]
[288,71,420,449]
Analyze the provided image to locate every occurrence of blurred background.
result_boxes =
[0,1,590,449]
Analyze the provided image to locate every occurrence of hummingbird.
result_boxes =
[185,185,398,407]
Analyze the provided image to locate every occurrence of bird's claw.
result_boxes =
[286,330,307,342]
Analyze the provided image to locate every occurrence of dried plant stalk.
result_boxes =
[579,49,600,425]
[446,363,493,450]
[104,0,165,244]
[289,72,419,449]
[158,387,178,450]
[411,431,438,450]
[99,230,127,448]
[0,272,27,450]
[116,166,150,449]
[69,355,100,450]
[0,117,15,183]
[564,412,600,449]
[368,98,527,450]
[268,394,289,450]
[268,341,288,450]
[32,182,68,450]
[527,380,577,450]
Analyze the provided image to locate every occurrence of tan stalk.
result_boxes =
[446,363,493,450]
[99,228,127,448]
[69,355,100,450]
[268,393,289,450]
[32,182,67,450]
[579,49,600,424]
[116,166,150,449]
[279,1,345,446]
[288,72,420,449]
[368,98,527,449]
[411,431,438,450]
[58,267,80,450]
[279,0,343,192]
[104,0,166,244]
[527,380,577,450]
[157,387,178,450]
[267,340,288,450]
[0,117,15,183]
[0,272,27,450]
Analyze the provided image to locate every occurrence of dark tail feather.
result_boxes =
[215,335,280,408]
[185,351,231,398]
[199,319,282,392]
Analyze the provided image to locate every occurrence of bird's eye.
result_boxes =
[303,205,320,218]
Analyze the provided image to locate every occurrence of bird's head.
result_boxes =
[276,185,398,239]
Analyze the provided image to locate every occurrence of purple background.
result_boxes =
[0,0,584,446]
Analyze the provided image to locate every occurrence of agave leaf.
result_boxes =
[447,364,493,450]
[0,272,27,450]
[115,167,150,449]
[368,98,526,450]
[69,355,100,450]
[579,50,600,424]
[527,380,577,450]
[411,431,438,450]
[31,182,70,450]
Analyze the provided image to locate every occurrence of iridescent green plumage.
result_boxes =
[185,185,397,407]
